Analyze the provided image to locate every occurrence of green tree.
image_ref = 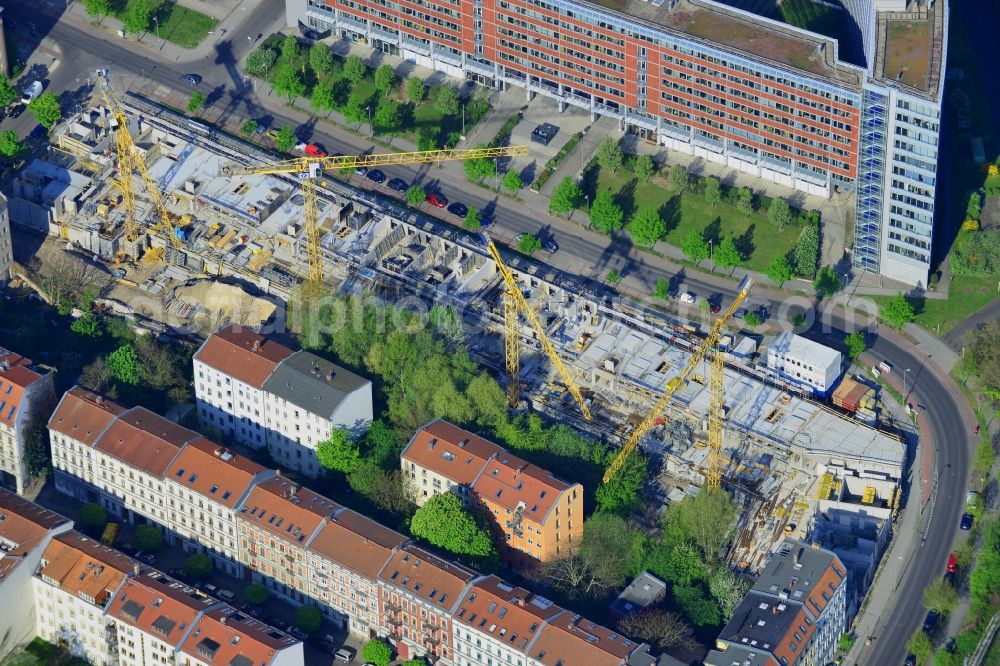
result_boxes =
[0,130,21,160]
[343,55,368,84]
[813,266,842,298]
[463,147,496,182]
[362,639,393,666]
[343,97,367,126]
[273,67,305,101]
[316,428,362,473]
[502,169,523,194]
[967,192,983,221]
[406,77,425,104]
[311,84,334,112]
[187,91,204,113]
[661,487,735,561]
[239,119,258,136]
[923,577,958,614]
[360,419,405,468]
[281,35,300,64]
[134,524,163,551]
[596,136,623,173]
[744,311,761,327]
[83,0,111,17]
[107,344,139,385]
[434,85,460,116]
[646,541,706,586]
[28,92,62,129]
[405,185,426,207]
[704,176,721,208]
[681,228,709,265]
[766,254,794,287]
[634,154,655,182]
[185,553,213,580]
[122,0,152,35]
[628,207,666,247]
[78,502,107,529]
[654,278,670,301]
[71,313,101,338]
[518,233,542,255]
[275,126,297,152]
[0,78,17,108]
[839,634,855,652]
[714,235,742,274]
[579,513,648,591]
[245,47,278,78]
[880,293,916,329]
[244,583,269,605]
[709,569,751,619]
[674,584,721,627]
[736,187,754,217]
[768,197,793,231]
[374,64,396,94]
[410,492,495,560]
[374,99,401,135]
[793,223,820,276]
[550,176,582,214]
[464,207,482,231]
[845,331,867,360]
[309,43,333,78]
[907,630,933,665]
[596,451,647,514]
[23,428,50,479]
[669,164,688,192]
[589,189,623,233]
[417,126,438,151]
[607,269,621,284]
[402,660,427,666]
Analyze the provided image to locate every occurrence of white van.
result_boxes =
[21,81,42,105]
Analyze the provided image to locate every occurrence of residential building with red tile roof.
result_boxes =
[0,489,72,660]
[378,544,478,663]
[706,540,847,666]
[403,421,584,572]
[0,346,55,494]
[308,507,406,638]
[194,328,373,476]
[530,611,638,666]
[33,531,138,666]
[179,606,302,666]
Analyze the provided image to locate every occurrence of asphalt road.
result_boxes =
[1,5,975,661]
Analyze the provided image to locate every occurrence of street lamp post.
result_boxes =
[904,368,911,400]
[366,106,372,137]
[153,17,161,49]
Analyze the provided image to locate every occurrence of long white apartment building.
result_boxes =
[193,326,373,476]
[0,346,55,494]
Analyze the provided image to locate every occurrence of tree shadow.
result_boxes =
[614,178,638,220]
[579,161,601,200]
[735,223,756,259]
[331,79,352,107]
[658,195,681,234]
[294,117,318,142]
[519,160,537,185]
[205,84,227,109]
[703,217,722,245]
[905,286,927,316]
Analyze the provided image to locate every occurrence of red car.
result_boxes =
[426,192,448,208]
[946,553,958,574]
[304,144,327,157]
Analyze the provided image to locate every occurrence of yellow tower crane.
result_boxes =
[603,276,754,486]
[94,68,183,249]
[479,231,592,421]
[222,146,528,291]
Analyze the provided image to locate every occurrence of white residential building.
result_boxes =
[194,327,374,476]
[766,332,843,395]
[0,347,55,494]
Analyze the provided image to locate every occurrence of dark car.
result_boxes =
[447,202,469,218]
[710,302,722,314]
[904,655,917,666]
[366,168,387,184]
[180,73,202,85]
[960,513,974,530]
[922,610,939,633]
[7,104,25,119]
[542,239,558,254]
[427,192,448,208]
[387,177,408,193]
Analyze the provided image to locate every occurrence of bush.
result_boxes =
[185,552,213,580]
[78,502,108,529]
[134,524,163,551]
[244,583,269,605]
[294,605,322,634]
[362,639,393,666]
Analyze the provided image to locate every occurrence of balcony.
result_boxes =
[387,616,403,627]
[385,602,402,613]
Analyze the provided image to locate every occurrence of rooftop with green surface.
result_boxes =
[875,0,945,97]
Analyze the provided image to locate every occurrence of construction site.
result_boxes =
[8,74,907,619]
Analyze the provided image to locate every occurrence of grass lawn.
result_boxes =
[586,162,802,273]
[873,274,1000,333]
[111,0,217,48]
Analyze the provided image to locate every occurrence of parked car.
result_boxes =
[426,192,448,208]
[960,513,974,530]
[354,166,368,176]
[387,177,408,193]
[366,168,386,184]
[303,144,327,157]
[946,553,958,574]
[21,80,42,104]
[333,647,355,663]
[679,291,696,304]
[218,590,235,602]
[447,201,469,218]
[288,627,308,641]
[904,655,917,666]
[180,73,202,85]
[542,239,558,254]
[922,610,939,633]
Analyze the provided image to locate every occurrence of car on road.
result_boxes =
[679,291,696,304]
[133,551,155,564]
[180,73,202,85]
[300,144,326,157]
[447,201,469,218]
[333,647,355,662]
[7,104,25,119]
[366,168,386,184]
[387,177,408,193]
[426,192,448,208]
[354,166,368,176]
[960,513,974,530]
[922,610,939,634]
[542,239,559,254]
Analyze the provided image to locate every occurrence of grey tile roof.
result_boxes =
[262,351,370,419]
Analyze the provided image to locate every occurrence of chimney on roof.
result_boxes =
[96,396,104,406]
[289,485,298,496]
[429,438,436,450]
[771,605,779,615]
[459,439,469,448]
[133,563,140,575]
[221,615,227,625]
[795,548,804,565]
[514,597,525,607]
[252,340,261,352]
